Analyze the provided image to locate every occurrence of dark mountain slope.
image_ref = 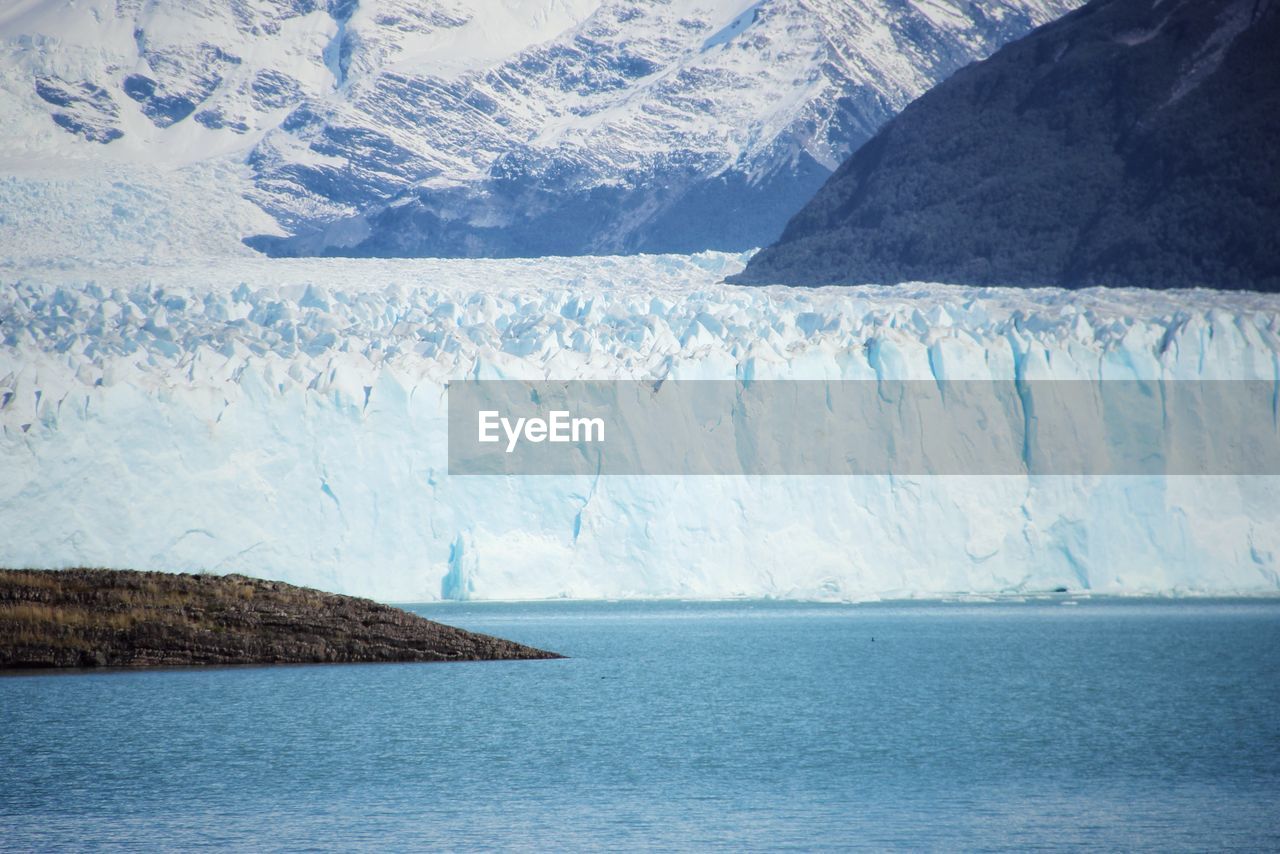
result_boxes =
[730,0,1280,290]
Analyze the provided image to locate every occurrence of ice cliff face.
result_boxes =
[2,253,1279,601]
[0,0,1079,256]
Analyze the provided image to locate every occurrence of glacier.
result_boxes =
[2,251,1280,601]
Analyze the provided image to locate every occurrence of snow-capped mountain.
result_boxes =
[3,253,1279,601]
[0,0,1079,258]
[733,0,1280,290]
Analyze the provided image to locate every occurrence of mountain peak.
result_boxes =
[0,0,1079,258]
[731,0,1280,290]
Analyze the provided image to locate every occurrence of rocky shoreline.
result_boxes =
[0,569,561,669]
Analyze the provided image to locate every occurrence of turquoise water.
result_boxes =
[2,599,1279,850]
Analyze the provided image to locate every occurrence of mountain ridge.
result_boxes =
[730,0,1280,290]
[0,0,1079,258]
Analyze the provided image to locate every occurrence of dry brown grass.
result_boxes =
[0,570,61,591]
[0,602,133,627]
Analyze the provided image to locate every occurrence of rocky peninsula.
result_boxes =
[0,568,560,669]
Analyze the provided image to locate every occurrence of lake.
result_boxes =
[2,598,1278,850]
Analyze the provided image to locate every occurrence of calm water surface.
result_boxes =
[2,598,1279,850]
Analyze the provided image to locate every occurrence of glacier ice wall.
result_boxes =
[2,252,1279,601]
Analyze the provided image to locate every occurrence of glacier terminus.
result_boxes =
[2,252,1278,601]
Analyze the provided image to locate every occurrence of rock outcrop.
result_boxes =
[0,569,560,668]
